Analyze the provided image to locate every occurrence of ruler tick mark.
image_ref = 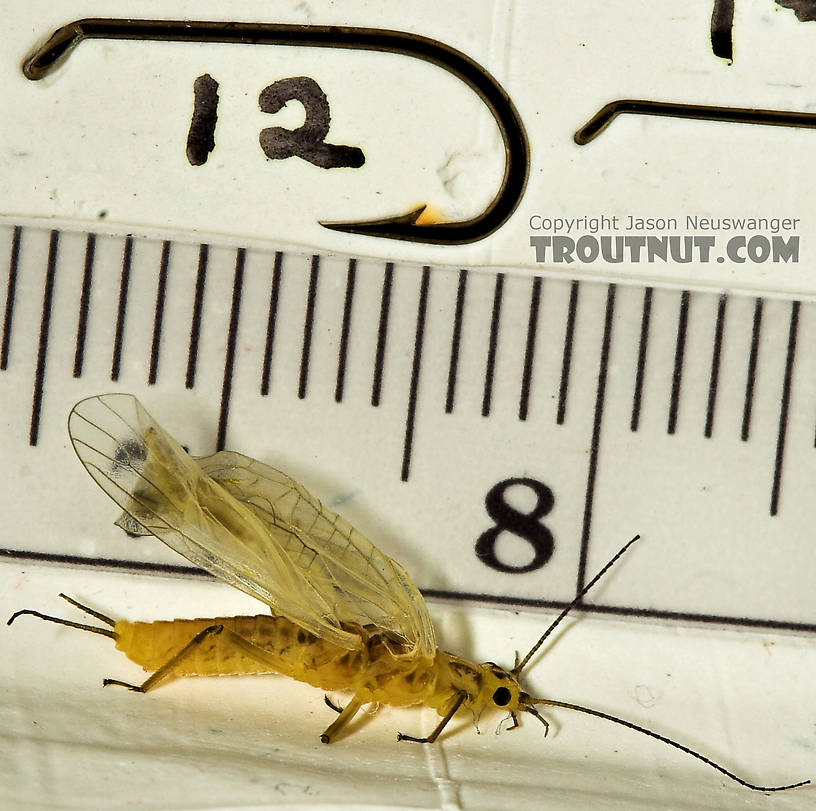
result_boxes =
[576,283,615,595]
[216,248,245,451]
[401,266,431,482]
[298,255,320,400]
[704,294,727,438]
[557,280,579,425]
[72,233,95,378]
[260,251,283,396]
[741,297,763,441]
[1,225,22,371]
[335,258,356,403]
[445,268,468,414]
[30,230,59,446]
[110,236,133,382]
[667,290,690,435]
[519,276,542,421]
[770,300,800,517]
[482,273,504,417]
[186,244,208,389]
[371,262,393,407]
[148,241,171,385]
[630,287,652,432]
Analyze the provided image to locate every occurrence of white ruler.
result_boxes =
[1,221,813,635]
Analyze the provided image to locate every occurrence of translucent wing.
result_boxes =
[68,394,435,658]
[194,451,435,659]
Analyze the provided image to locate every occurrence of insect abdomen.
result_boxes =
[115,615,291,676]
[114,614,443,708]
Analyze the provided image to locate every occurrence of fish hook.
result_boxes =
[574,98,816,145]
[23,18,530,245]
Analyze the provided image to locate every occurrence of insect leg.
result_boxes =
[106,624,292,692]
[320,696,363,744]
[397,692,466,744]
[7,608,116,640]
[104,623,225,692]
[324,695,344,713]
[140,627,361,742]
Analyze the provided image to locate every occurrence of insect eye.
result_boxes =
[492,686,512,706]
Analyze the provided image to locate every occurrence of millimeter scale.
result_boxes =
[2,3,815,809]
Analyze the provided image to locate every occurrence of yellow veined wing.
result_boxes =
[196,450,436,659]
[68,393,435,658]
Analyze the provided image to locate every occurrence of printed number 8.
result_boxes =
[475,478,554,573]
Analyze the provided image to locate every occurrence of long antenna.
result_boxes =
[525,699,810,792]
[512,534,640,674]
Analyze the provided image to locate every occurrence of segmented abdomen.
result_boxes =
[114,614,443,708]
[115,615,295,676]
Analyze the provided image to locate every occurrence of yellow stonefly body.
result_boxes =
[112,612,526,743]
[6,394,811,790]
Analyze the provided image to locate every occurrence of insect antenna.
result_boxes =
[522,698,810,792]
[7,609,117,639]
[7,594,118,640]
[58,592,116,627]
[512,534,640,675]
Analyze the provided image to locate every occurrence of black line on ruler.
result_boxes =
[110,236,133,382]
[445,268,468,414]
[186,244,208,389]
[335,258,356,403]
[147,241,171,385]
[704,294,727,438]
[29,230,59,446]
[770,300,800,517]
[667,290,690,435]
[260,251,283,395]
[0,547,208,579]
[216,249,245,452]
[481,273,504,417]
[371,262,394,407]
[298,255,320,400]
[576,283,615,595]
[741,297,763,441]
[8,545,814,635]
[72,233,95,378]
[421,583,816,634]
[401,266,431,482]
[1,225,22,370]
[519,276,542,421]
[557,280,579,425]
[630,286,652,432]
